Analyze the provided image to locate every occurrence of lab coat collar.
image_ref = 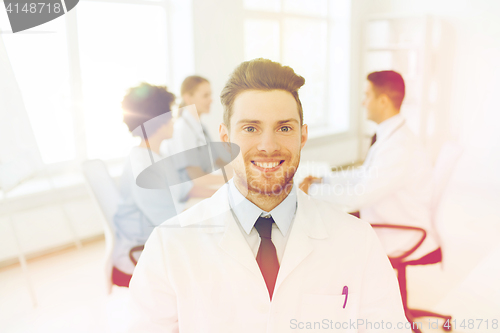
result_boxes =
[176,182,328,239]
[376,113,405,143]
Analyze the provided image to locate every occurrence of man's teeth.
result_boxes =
[254,161,280,168]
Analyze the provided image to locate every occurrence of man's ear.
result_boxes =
[300,124,308,150]
[219,123,230,143]
[219,123,234,158]
[379,93,391,108]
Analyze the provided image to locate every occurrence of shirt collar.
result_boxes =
[376,113,405,142]
[227,178,297,237]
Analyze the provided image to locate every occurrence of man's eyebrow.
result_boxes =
[236,119,262,125]
[277,119,299,125]
[235,119,299,125]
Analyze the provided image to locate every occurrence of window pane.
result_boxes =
[244,0,280,12]
[244,19,280,62]
[77,2,168,160]
[329,0,351,18]
[284,0,328,17]
[365,51,393,73]
[283,18,328,127]
[366,20,391,48]
[0,13,74,164]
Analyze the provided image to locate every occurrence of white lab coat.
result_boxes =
[163,109,214,174]
[309,114,438,260]
[128,183,410,333]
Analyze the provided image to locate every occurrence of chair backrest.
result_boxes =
[431,142,464,216]
[82,160,120,225]
[81,159,121,294]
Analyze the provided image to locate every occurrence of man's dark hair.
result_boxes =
[367,70,405,110]
[122,82,175,135]
[220,58,305,129]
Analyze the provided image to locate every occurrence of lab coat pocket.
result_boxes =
[298,293,359,332]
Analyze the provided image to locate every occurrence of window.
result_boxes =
[0,0,174,165]
[77,1,169,160]
[0,14,74,164]
[243,0,351,136]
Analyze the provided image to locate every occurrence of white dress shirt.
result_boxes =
[227,179,297,263]
[309,114,438,259]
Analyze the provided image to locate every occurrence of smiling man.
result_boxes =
[127,59,411,333]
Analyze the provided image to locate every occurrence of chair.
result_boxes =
[372,142,463,333]
[82,159,120,294]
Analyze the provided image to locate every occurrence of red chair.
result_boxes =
[371,224,451,333]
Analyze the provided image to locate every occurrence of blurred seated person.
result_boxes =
[300,71,438,260]
[163,76,231,188]
[113,83,212,288]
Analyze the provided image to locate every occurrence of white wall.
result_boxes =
[191,0,243,143]
[0,186,103,265]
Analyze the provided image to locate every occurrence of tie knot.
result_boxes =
[254,216,274,239]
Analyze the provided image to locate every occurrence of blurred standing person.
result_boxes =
[166,76,229,188]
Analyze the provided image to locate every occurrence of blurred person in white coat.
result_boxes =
[300,71,437,260]
[164,76,229,190]
[127,60,410,333]
[113,83,210,287]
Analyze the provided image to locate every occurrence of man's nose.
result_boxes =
[257,131,280,153]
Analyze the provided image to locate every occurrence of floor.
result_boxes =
[0,240,114,333]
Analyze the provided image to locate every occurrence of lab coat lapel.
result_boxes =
[218,209,264,281]
[180,184,264,281]
[207,185,266,284]
[274,189,328,293]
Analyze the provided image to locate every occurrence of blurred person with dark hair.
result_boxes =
[164,75,229,189]
[113,83,198,287]
[300,70,437,260]
[127,61,409,332]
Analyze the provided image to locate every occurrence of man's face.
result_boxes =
[220,90,308,196]
[362,81,382,123]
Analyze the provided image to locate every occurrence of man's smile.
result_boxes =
[250,159,285,172]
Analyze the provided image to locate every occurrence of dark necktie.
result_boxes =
[254,216,280,300]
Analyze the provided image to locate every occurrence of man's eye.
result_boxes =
[279,126,292,132]
[244,127,256,132]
